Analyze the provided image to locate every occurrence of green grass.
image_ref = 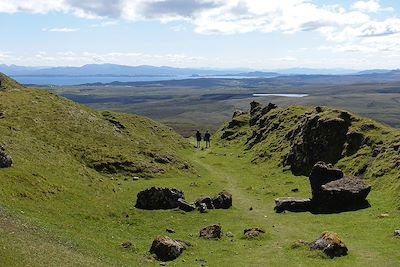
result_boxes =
[0,75,399,266]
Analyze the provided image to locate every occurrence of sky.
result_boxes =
[1,0,400,69]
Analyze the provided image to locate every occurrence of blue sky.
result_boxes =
[1,0,400,69]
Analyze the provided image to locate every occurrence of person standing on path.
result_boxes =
[196,130,202,148]
[204,130,211,148]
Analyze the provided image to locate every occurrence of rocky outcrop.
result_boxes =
[394,230,400,238]
[249,101,277,126]
[0,146,12,168]
[199,225,222,239]
[149,236,189,261]
[309,231,348,258]
[135,187,184,210]
[285,113,351,176]
[274,198,311,213]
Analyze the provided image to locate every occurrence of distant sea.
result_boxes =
[11,75,254,86]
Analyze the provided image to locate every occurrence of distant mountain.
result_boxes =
[1,64,251,77]
[273,68,357,75]
[0,64,362,77]
[357,69,392,75]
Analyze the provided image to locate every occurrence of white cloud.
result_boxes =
[0,0,399,53]
[42,27,80,32]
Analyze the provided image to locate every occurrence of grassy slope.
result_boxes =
[0,74,399,266]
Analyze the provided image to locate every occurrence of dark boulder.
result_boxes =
[135,187,184,210]
[318,177,371,208]
[244,228,265,238]
[195,196,214,209]
[309,161,344,200]
[149,236,188,261]
[212,191,232,209]
[274,197,311,213]
[309,231,348,258]
[198,203,207,213]
[199,225,222,239]
[0,146,12,168]
[177,198,196,212]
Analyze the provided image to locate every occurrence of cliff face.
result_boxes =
[218,102,400,198]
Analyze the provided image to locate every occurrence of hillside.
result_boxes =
[0,73,399,266]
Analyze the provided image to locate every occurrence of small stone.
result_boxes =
[199,225,222,239]
[198,203,207,213]
[121,241,133,249]
[378,213,390,218]
[249,207,253,211]
[133,176,140,181]
[394,230,400,237]
[166,228,175,234]
[244,228,265,239]
[291,188,299,193]
[226,231,234,238]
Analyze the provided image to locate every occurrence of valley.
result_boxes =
[1,74,399,266]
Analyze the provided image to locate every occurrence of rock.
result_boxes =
[212,191,232,209]
[318,176,371,208]
[249,102,277,126]
[285,113,351,176]
[0,146,12,168]
[132,176,140,181]
[244,228,265,238]
[149,236,188,261]
[198,203,207,213]
[309,161,344,200]
[274,197,311,213]
[291,188,299,193]
[232,110,247,118]
[166,228,175,234]
[378,213,390,218]
[394,230,400,237]
[199,225,222,239]
[226,231,234,238]
[195,196,214,209]
[177,198,196,212]
[309,231,348,258]
[121,241,134,249]
[135,187,184,210]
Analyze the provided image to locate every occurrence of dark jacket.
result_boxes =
[196,132,202,141]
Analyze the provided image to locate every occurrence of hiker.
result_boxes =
[204,130,211,148]
[195,130,202,148]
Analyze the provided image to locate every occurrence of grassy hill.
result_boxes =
[0,74,399,266]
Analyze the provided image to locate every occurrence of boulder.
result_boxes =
[149,236,188,261]
[318,176,371,208]
[177,198,196,212]
[309,231,348,258]
[199,225,222,239]
[232,110,247,118]
[274,197,311,213]
[309,161,344,200]
[212,191,232,209]
[244,228,265,238]
[0,146,12,168]
[249,102,277,126]
[135,187,184,210]
[195,196,214,209]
